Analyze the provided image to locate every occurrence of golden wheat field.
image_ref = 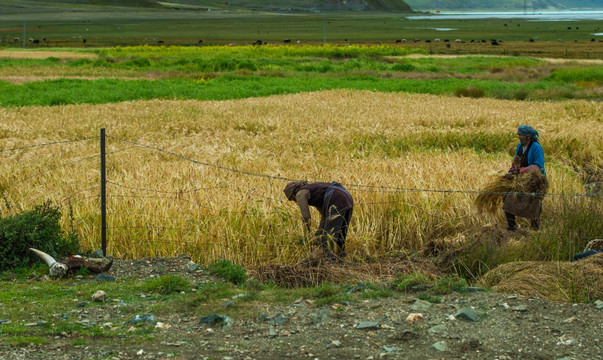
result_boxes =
[0,90,601,265]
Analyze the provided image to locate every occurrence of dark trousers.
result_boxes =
[505,210,540,231]
[317,204,352,260]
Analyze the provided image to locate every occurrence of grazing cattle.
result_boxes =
[434,38,440,42]
[454,39,462,43]
[592,38,596,42]
[13,37,19,42]
[157,40,164,44]
[491,39,499,46]
[198,40,203,44]
[529,38,535,42]
[82,38,86,44]
[395,39,402,43]
[413,39,420,43]
[283,39,291,43]
[446,43,451,48]
[425,39,431,43]
[443,39,449,42]
[253,39,263,45]
[567,27,572,30]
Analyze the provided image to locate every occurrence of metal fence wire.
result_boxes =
[0,129,599,256]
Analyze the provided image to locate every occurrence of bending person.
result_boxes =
[284,181,353,261]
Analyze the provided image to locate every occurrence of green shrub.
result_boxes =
[207,259,247,285]
[454,86,485,98]
[433,275,467,294]
[511,88,530,100]
[142,275,190,295]
[0,202,80,271]
[395,272,431,291]
[313,282,340,298]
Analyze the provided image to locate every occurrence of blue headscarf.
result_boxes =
[517,125,539,142]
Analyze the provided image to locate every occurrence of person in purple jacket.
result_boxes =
[503,125,547,231]
[284,181,353,261]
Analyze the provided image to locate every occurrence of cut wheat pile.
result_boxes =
[474,171,549,215]
[249,250,440,287]
[478,253,603,302]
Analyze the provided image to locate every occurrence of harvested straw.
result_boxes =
[249,251,440,288]
[474,171,548,215]
[478,253,603,302]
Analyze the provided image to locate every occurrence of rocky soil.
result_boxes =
[1,255,602,360]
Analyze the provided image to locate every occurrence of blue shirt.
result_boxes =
[515,141,546,176]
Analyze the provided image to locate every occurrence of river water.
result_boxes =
[407,11,603,21]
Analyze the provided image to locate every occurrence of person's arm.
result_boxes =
[295,189,312,235]
[528,142,545,171]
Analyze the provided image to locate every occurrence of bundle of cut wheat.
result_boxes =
[478,253,603,302]
[474,170,548,215]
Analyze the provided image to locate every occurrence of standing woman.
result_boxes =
[284,181,353,261]
[503,125,547,231]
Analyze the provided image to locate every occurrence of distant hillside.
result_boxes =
[174,0,413,12]
[403,0,603,11]
[4,0,412,13]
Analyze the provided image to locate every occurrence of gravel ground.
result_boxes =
[1,255,602,360]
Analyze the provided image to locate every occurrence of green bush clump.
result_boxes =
[433,275,467,294]
[395,272,431,291]
[0,202,80,271]
[142,275,190,295]
[208,259,247,285]
[454,85,485,98]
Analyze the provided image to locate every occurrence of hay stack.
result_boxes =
[474,170,548,215]
[478,253,603,302]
